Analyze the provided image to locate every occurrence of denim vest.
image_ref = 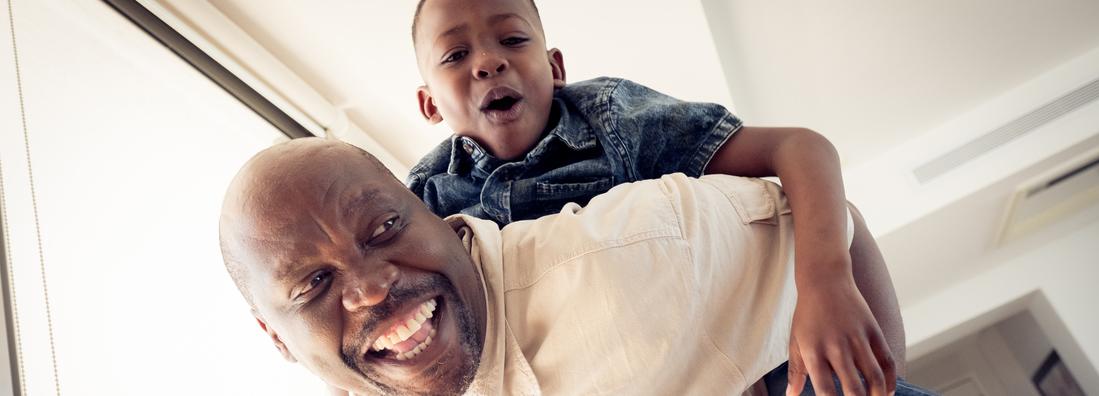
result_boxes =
[406,77,742,225]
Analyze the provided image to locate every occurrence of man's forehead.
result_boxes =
[232,177,395,273]
[243,187,391,248]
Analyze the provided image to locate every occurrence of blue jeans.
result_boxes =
[762,362,937,395]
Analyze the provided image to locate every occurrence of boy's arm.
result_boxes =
[705,127,897,396]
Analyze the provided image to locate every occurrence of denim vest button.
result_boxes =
[462,140,475,154]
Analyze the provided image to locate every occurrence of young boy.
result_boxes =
[407,0,903,394]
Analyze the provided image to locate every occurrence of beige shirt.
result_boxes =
[454,174,837,395]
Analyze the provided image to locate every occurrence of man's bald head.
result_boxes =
[219,138,395,306]
[218,138,486,394]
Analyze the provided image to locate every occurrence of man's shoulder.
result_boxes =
[501,174,787,245]
[506,173,686,236]
[497,174,774,280]
[496,175,682,283]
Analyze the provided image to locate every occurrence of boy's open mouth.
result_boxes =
[485,96,520,111]
[479,87,524,122]
[366,298,441,362]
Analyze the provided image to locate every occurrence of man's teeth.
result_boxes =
[396,329,436,361]
[371,299,437,353]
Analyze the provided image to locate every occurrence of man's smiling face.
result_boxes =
[414,0,565,161]
[220,139,487,395]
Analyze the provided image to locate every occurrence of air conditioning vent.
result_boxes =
[914,78,1099,184]
[997,150,1099,245]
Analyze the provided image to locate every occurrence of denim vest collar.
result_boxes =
[446,98,598,177]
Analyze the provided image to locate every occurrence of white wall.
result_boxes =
[998,311,1055,376]
[1,0,324,394]
[902,213,1099,394]
[699,0,1099,167]
[2,1,20,393]
[205,0,736,167]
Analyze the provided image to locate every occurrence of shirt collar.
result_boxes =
[541,97,598,152]
[446,215,540,395]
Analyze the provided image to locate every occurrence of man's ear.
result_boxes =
[253,310,297,363]
[548,48,566,89]
[417,86,444,124]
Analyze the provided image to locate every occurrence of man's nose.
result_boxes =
[341,263,399,312]
[474,51,508,79]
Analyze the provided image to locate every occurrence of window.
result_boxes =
[1,0,322,394]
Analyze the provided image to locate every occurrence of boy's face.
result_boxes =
[415,0,565,161]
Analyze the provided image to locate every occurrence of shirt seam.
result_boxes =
[669,177,749,388]
[597,78,637,182]
[499,317,540,393]
[502,228,680,293]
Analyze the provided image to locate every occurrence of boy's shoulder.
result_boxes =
[557,77,697,130]
[556,76,663,109]
[406,135,456,192]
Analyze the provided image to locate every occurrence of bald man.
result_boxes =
[219,139,926,395]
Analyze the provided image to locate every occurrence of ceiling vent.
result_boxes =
[913,78,1099,184]
[996,149,1099,245]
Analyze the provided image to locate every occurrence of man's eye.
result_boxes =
[297,270,332,300]
[371,217,397,238]
[442,50,467,64]
[309,271,331,288]
[501,37,529,46]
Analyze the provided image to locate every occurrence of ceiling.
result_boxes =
[175,0,1099,306]
[204,0,734,168]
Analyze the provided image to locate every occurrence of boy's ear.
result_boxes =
[548,48,566,88]
[417,86,444,124]
[253,309,297,363]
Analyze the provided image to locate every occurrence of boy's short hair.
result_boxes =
[411,0,541,46]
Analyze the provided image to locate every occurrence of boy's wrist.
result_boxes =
[793,252,855,289]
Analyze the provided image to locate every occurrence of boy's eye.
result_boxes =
[501,37,529,46]
[442,50,467,64]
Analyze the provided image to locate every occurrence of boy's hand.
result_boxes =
[786,270,896,396]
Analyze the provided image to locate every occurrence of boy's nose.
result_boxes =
[341,263,399,312]
[474,52,508,79]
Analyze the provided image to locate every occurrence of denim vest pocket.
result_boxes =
[535,177,613,199]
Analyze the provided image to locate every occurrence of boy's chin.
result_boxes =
[487,133,542,161]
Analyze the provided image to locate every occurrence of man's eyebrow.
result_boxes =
[269,190,382,285]
[274,259,304,284]
[342,190,382,219]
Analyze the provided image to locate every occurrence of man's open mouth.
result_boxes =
[367,298,440,362]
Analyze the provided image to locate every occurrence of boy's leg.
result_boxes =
[847,203,906,374]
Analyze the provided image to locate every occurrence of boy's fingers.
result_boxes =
[804,352,839,396]
[787,372,807,396]
[868,330,898,395]
[854,344,887,396]
[831,349,867,396]
[787,340,808,396]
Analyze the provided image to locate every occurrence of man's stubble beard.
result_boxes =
[341,274,482,395]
